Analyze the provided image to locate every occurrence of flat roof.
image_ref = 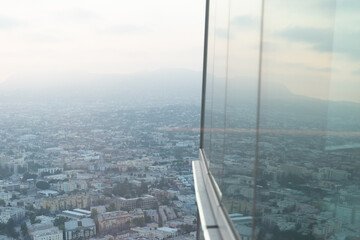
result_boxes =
[73,209,91,214]
[63,210,88,217]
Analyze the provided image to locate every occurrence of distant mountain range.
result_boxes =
[0,69,202,106]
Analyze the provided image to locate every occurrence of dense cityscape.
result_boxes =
[0,102,200,240]
[1,0,359,239]
[1,87,360,240]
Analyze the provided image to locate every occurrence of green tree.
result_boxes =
[91,209,99,232]
[91,209,98,219]
[22,172,38,181]
[106,203,116,212]
[11,194,18,200]
[145,215,151,223]
[36,181,50,190]
[112,179,132,197]
[132,217,145,227]
[30,212,40,224]
[21,222,30,240]
[28,162,43,171]
[98,198,105,205]
[54,216,69,230]
[6,219,19,238]
[0,167,12,179]
[41,172,51,177]
[179,224,194,234]
[140,181,148,194]
[18,166,27,174]
[35,207,50,216]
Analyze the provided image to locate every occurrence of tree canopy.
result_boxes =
[36,181,50,190]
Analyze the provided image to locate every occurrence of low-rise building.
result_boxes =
[158,206,176,224]
[131,226,178,239]
[318,167,350,181]
[0,192,12,201]
[144,209,159,223]
[64,218,96,240]
[31,227,63,240]
[90,206,106,214]
[58,182,77,193]
[41,194,89,212]
[0,207,25,223]
[60,210,90,220]
[38,190,59,197]
[28,217,63,240]
[98,211,131,233]
[98,209,144,233]
[115,195,157,210]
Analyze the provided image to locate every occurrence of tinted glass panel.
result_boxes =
[256,1,336,239]
[201,0,360,239]
[221,0,262,237]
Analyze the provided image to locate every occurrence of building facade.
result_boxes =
[0,207,25,223]
[31,227,63,240]
[97,209,144,233]
[41,194,89,212]
[64,218,96,240]
[115,195,157,210]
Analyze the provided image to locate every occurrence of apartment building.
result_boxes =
[31,227,63,240]
[115,195,157,210]
[97,209,144,233]
[41,194,89,212]
[64,218,96,240]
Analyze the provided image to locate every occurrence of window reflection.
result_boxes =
[202,0,360,239]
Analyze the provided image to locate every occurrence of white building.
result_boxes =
[0,192,12,201]
[131,226,178,239]
[157,227,178,238]
[76,181,88,191]
[60,181,77,193]
[0,207,25,223]
[31,227,63,240]
[38,190,59,197]
[60,210,89,220]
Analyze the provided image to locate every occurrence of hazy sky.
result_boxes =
[1,0,359,103]
[0,0,205,84]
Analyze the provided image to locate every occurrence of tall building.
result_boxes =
[194,0,360,239]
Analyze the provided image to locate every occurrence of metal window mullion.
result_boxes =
[200,0,211,149]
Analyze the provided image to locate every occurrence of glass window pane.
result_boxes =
[222,0,262,238]
[256,1,337,239]
[201,1,360,239]
[203,0,218,165]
